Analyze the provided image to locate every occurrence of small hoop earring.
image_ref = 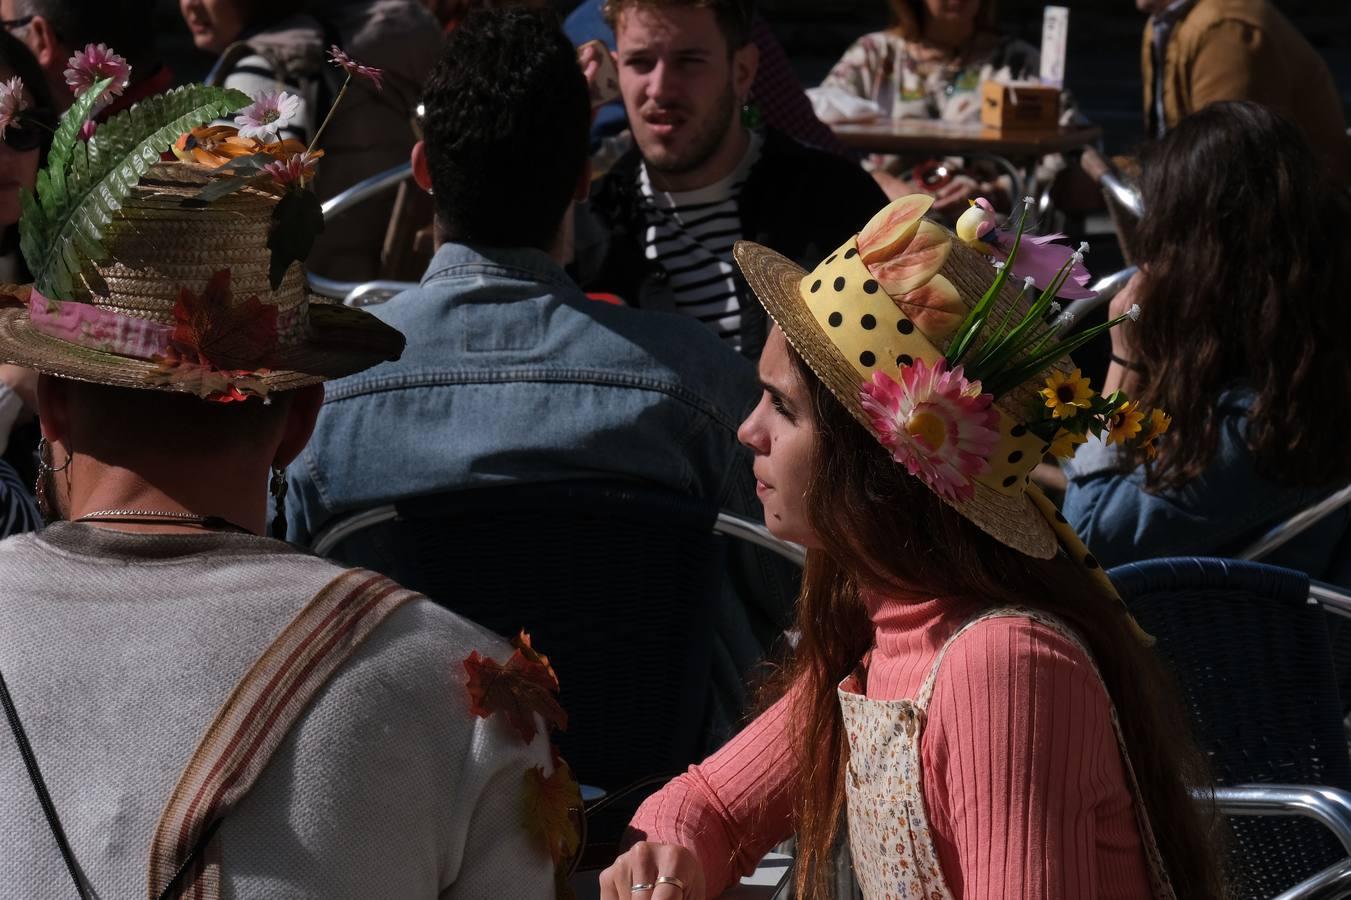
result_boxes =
[269,465,288,542]
[35,437,72,524]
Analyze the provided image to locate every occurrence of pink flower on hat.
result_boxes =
[263,150,322,187]
[0,76,29,140]
[63,43,130,107]
[234,90,301,141]
[859,359,1001,503]
[327,45,384,91]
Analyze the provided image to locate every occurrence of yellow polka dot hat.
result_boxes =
[733,194,1155,574]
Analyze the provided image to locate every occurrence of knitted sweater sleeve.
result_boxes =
[626,686,799,896]
[920,617,1151,899]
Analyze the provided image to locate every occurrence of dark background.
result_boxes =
[153,0,1350,159]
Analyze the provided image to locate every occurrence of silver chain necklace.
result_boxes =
[74,509,253,534]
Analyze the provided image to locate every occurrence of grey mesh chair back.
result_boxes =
[1111,557,1351,898]
[315,479,724,795]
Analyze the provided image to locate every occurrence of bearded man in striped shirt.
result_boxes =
[579,0,884,359]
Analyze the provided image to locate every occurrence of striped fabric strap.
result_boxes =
[146,569,421,900]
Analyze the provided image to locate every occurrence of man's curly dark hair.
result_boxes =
[420,9,590,251]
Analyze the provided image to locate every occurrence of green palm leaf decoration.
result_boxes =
[18,82,250,300]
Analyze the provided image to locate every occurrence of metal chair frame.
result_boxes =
[312,503,807,567]
[1240,484,1351,564]
[1208,786,1351,899]
[307,162,418,305]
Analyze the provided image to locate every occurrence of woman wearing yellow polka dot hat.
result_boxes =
[600,197,1226,900]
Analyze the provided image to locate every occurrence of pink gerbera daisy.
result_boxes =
[859,359,1001,503]
[263,150,323,186]
[327,45,384,91]
[63,43,131,108]
[0,76,29,140]
[234,91,301,141]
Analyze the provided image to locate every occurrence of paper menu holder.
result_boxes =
[1040,5,1070,89]
[980,80,1061,132]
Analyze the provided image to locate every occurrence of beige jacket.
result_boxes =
[1142,0,1350,186]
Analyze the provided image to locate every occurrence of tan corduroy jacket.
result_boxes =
[1142,0,1350,186]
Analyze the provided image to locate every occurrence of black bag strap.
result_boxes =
[0,665,220,900]
[0,665,92,899]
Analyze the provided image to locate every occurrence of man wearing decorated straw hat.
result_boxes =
[0,46,570,900]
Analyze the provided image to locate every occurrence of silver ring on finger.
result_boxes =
[630,884,656,893]
[656,875,687,892]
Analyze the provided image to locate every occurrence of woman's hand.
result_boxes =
[600,841,706,900]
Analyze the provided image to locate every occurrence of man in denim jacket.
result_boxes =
[287,10,796,743]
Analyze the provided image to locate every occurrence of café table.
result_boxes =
[829,119,1104,205]
[570,852,792,899]
[830,119,1102,158]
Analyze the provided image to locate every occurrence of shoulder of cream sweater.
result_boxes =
[283,593,558,891]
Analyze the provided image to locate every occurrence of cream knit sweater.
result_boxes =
[0,524,554,899]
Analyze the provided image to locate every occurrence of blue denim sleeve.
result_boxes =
[1061,422,1322,568]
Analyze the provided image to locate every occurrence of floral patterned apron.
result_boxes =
[837,608,1177,899]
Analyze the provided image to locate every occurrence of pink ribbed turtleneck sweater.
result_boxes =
[628,594,1158,898]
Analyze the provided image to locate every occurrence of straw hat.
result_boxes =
[0,161,403,400]
[735,195,1127,561]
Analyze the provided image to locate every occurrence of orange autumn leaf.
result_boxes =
[463,645,568,744]
[512,631,558,690]
[169,269,279,371]
[522,761,582,866]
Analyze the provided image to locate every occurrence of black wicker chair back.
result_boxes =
[325,479,723,794]
[1111,557,1351,899]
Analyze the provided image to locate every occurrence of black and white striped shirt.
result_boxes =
[637,134,763,350]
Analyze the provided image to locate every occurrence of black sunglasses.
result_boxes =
[0,15,34,30]
[3,122,45,152]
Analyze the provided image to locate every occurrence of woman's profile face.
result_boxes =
[0,65,40,227]
[737,326,821,549]
[180,0,246,54]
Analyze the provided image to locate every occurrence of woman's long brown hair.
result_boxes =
[1131,101,1351,492]
[768,350,1227,898]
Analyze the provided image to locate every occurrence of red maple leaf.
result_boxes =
[463,643,568,744]
[170,269,279,372]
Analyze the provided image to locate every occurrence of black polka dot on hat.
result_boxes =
[1007,450,1023,464]
[810,279,822,293]
[845,247,858,259]
[1011,424,1027,437]
[825,254,837,265]
[896,353,913,367]
[1002,475,1017,488]
[828,311,843,327]
[897,319,914,335]
[1084,554,1100,570]
[863,279,879,294]
[833,277,846,292]
[860,314,876,330]
[859,351,876,367]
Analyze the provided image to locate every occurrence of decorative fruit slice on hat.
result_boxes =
[856,194,933,264]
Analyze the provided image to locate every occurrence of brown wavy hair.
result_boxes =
[1130,101,1351,492]
[766,347,1227,899]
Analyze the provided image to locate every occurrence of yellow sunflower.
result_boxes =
[1048,427,1089,460]
[1040,368,1095,419]
[1105,400,1145,446]
[1137,408,1172,459]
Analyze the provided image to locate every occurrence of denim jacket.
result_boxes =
[288,242,798,741]
[1062,389,1350,585]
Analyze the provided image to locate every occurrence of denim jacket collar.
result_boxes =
[420,241,577,295]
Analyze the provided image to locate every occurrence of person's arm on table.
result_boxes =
[602,685,800,899]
